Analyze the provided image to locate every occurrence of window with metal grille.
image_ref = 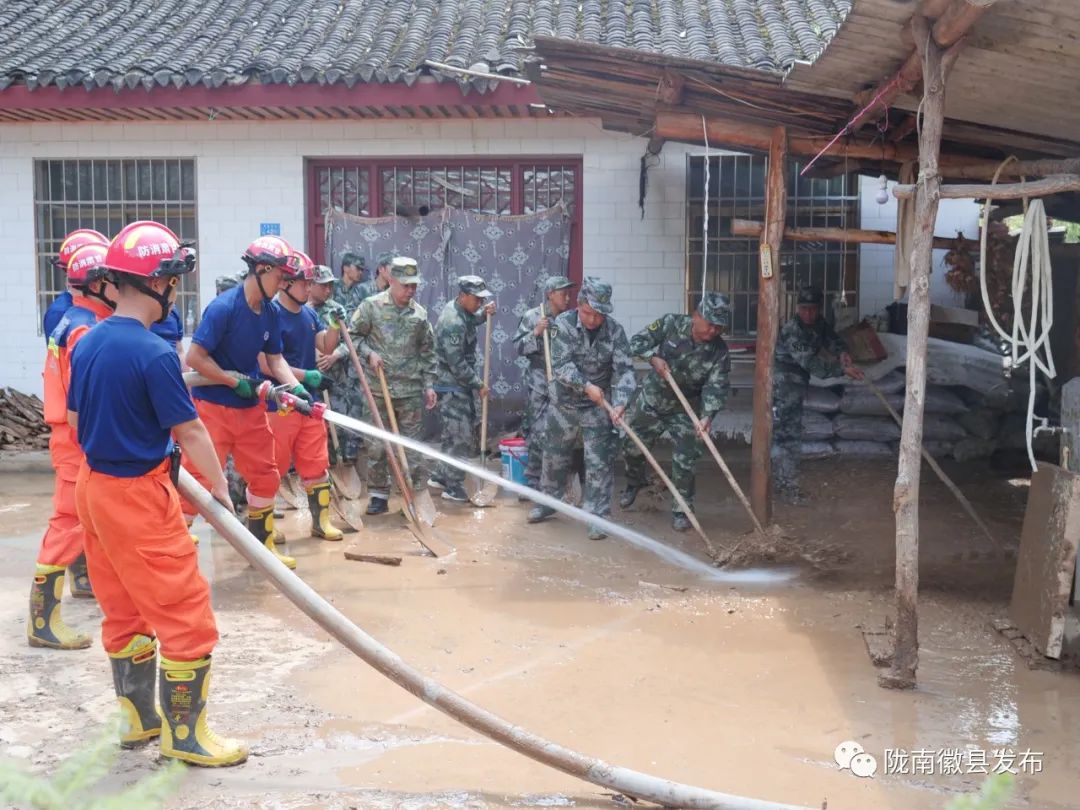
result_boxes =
[307,159,582,280]
[34,159,199,334]
[686,155,858,337]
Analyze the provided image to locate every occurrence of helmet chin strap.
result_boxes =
[254,266,277,302]
[85,280,117,311]
[127,277,174,323]
[282,281,306,307]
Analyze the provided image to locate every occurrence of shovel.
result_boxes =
[338,327,453,557]
[538,306,582,506]
[375,366,439,527]
[599,397,720,562]
[322,390,364,500]
[466,311,500,507]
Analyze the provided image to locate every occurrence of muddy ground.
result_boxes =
[1,446,1079,810]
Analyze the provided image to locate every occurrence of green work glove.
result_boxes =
[324,307,342,330]
[289,384,312,403]
[302,369,324,390]
[233,378,257,399]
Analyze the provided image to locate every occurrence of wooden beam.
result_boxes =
[894,174,1080,200]
[886,14,956,692]
[749,127,787,527]
[849,0,998,129]
[730,219,960,250]
[656,69,684,105]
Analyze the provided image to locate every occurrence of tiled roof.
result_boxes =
[0,0,853,92]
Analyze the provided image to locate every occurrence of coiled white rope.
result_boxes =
[979,159,1056,470]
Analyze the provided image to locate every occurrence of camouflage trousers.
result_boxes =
[366,392,428,495]
[771,371,808,495]
[622,398,702,514]
[522,391,550,488]
[540,403,618,518]
[326,366,365,462]
[435,390,476,488]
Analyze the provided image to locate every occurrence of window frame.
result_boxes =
[305,156,583,284]
[32,157,200,334]
[685,153,859,338]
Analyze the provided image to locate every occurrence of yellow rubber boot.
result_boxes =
[27,564,92,650]
[67,553,95,599]
[246,505,296,569]
[109,635,161,747]
[306,482,343,541]
[159,656,248,767]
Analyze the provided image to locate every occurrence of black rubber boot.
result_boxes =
[247,505,296,569]
[159,655,248,767]
[109,634,161,748]
[67,553,94,599]
[27,564,91,650]
[366,495,389,515]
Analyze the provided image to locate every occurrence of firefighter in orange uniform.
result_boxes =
[28,232,115,650]
[260,249,343,541]
[68,221,247,766]
[183,235,308,569]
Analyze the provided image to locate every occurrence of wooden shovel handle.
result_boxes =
[376,365,410,472]
[540,303,553,383]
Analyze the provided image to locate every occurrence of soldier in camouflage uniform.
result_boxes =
[355,251,392,301]
[512,275,576,490]
[431,275,497,502]
[309,265,350,464]
[527,278,636,540]
[620,292,732,531]
[772,286,864,503]
[311,253,370,463]
[349,257,438,515]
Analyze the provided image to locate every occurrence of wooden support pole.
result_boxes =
[894,174,1080,200]
[730,219,959,250]
[749,127,787,526]
[885,15,954,692]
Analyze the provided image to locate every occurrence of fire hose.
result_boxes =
[179,393,809,809]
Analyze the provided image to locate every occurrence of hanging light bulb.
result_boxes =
[875,174,890,205]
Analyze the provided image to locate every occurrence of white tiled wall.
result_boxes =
[0,118,692,395]
[857,174,980,318]
[0,116,982,397]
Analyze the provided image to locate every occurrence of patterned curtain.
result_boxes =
[325,204,571,432]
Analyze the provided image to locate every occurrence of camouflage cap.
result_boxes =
[375,251,395,268]
[579,276,613,314]
[458,274,493,299]
[797,285,824,306]
[312,264,335,284]
[215,274,239,294]
[390,256,421,285]
[543,275,575,295]
[698,291,732,327]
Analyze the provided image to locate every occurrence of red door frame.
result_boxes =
[305,156,584,285]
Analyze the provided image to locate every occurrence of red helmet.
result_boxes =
[65,243,110,286]
[55,229,108,272]
[285,249,315,281]
[103,221,195,278]
[242,235,293,269]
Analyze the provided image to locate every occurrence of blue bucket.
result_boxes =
[499,439,528,485]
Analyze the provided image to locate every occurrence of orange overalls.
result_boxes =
[38,296,113,568]
[269,406,329,486]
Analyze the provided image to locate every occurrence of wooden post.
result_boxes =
[884,17,957,691]
[749,127,787,525]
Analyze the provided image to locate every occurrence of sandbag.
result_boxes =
[957,408,1002,440]
[800,441,836,459]
[870,370,906,395]
[834,414,902,442]
[922,440,955,458]
[952,437,997,461]
[924,386,968,415]
[839,387,905,417]
[801,411,835,441]
[804,386,841,414]
[921,414,969,441]
[835,440,896,457]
